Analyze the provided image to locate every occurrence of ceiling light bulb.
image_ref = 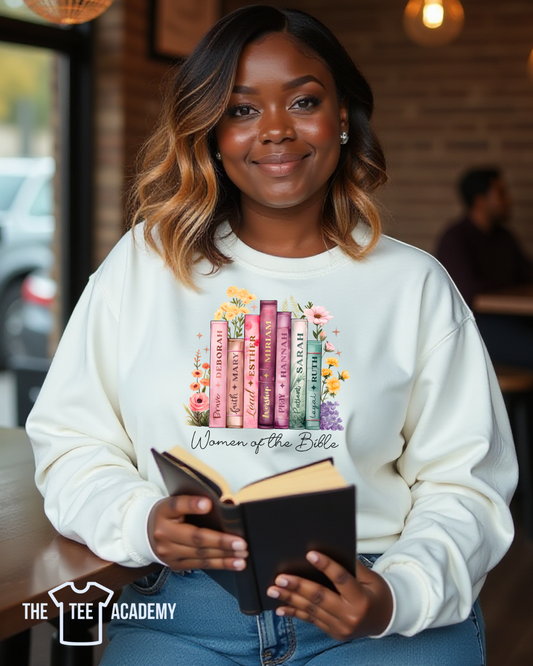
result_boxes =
[404,0,465,47]
[423,3,444,29]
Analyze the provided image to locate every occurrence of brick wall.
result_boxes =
[93,0,170,267]
[226,0,533,257]
[93,0,533,264]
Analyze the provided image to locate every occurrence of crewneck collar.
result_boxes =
[215,221,370,279]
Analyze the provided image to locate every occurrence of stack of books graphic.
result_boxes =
[209,300,321,429]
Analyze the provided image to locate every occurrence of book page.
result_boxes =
[234,460,347,504]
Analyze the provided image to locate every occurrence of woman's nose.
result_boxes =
[258,108,296,143]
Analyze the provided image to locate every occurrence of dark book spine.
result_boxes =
[216,502,262,614]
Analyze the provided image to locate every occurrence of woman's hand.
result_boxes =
[266,552,393,641]
[148,496,248,572]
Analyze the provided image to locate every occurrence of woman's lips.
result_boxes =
[252,153,309,176]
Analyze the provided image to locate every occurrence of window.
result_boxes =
[0,2,92,427]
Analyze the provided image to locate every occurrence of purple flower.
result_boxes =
[320,401,344,431]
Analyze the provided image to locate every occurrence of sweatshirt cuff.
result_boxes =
[122,493,166,566]
[371,563,429,637]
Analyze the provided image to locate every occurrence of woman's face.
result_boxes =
[215,33,348,212]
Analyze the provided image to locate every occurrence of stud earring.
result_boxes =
[340,132,349,145]
[215,151,222,161]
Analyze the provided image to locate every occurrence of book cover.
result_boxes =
[152,447,356,615]
[305,340,322,429]
[227,338,244,428]
[209,321,228,427]
[259,300,277,428]
[243,314,259,428]
[289,319,308,428]
[274,312,291,429]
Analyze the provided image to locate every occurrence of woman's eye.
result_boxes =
[292,96,321,111]
[226,105,257,117]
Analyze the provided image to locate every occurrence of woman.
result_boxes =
[27,6,517,665]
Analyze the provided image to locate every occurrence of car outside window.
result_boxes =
[0,176,24,212]
[29,180,53,217]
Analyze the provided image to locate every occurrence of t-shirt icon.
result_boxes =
[48,581,114,646]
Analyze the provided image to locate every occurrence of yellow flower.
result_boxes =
[341,370,350,380]
[226,286,239,297]
[322,368,332,377]
[327,377,341,394]
[214,309,223,321]
[242,294,254,304]
[226,312,236,321]
[239,306,250,315]
[326,357,339,367]
[237,288,249,300]
[221,301,239,314]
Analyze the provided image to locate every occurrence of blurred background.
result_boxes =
[0,1,532,664]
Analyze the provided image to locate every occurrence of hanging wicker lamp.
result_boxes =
[23,0,114,25]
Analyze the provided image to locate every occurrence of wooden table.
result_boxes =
[0,427,159,642]
[473,284,533,316]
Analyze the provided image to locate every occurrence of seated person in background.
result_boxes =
[436,167,533,368]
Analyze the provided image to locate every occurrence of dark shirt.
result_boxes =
[436,216,533,307]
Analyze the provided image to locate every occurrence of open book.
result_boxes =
[152,445,356,614]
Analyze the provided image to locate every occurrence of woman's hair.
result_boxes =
[130,5,387,288]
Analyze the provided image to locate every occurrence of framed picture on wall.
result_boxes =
[150,0,221,61]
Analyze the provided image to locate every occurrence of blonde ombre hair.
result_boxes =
[130,6,387,289]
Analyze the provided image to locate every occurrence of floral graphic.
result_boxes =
[320,401,344,431]
[189,393,209,412]
[213,286,257,338]
[303,305,334,326]
[183,350,210,426]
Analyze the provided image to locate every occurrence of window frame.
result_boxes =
[0,14,93,328]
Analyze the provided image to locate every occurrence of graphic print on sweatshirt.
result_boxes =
[183,286,350,431]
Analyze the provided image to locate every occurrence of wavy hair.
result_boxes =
[130,5,387,288]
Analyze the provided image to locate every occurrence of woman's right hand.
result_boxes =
[147,496,248,572]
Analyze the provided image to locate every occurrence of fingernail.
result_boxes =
[276,576,288,587]
[233,559,246,570]
[276,608,285,616]
[197,499,209,511]
[307,551,319,563]
[267,588,280,598]
[232,540,246,550]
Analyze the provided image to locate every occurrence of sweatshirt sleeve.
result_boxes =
[26,263,165,568]
[372,315,518,636]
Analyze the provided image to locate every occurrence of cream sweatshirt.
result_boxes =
[27,222,518,637]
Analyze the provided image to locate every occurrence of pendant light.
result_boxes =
[403,0,465,47]
[23,0,114,25]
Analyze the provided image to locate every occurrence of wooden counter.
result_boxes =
[0,428,159,641]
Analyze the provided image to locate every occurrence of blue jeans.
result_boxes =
[101,555,486,666]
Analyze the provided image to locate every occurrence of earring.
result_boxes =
[340,132,349,145]
[215,151,222,161]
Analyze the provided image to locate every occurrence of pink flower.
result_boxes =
[190,382,201,391]
[320,331,326,339]
[303,305,333,326]
[325,342,335,351]
[189,393,209,412]
[202,362,210,369]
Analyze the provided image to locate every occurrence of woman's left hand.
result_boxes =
[266,551,393,641]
